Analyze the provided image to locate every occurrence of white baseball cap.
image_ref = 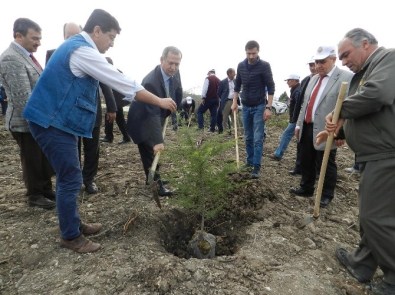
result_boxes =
[313,46,336,60]
[284,74,300,81]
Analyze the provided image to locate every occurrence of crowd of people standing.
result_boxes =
[1,8,395,295]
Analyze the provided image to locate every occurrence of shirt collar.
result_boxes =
[12,41,31,57]
[80,31,98,51]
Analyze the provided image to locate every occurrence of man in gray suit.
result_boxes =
[0,18,55,209]
[290,45,353,208]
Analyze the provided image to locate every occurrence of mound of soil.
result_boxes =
[0,113,373,295]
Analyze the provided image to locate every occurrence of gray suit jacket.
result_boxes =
[297,66,353,150]
[0,42,42,132]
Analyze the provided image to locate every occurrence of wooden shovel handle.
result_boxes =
[313,82,348,218]
[233,111,240,169]
[147,117,169,184]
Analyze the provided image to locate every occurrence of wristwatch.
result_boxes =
[265,106,272,110]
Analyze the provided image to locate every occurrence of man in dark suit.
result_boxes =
[0,18,55,209]
[217,68,236,133]
[100,57,131,144]
[127,46,182,197]
[290,46,353,208]
[289,59,317,175]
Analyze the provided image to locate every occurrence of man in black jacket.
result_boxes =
[127,46,182,197]
[289,60,317,175]
[271,74,301,161]
[100,57,131,144]
[231,40,275,178]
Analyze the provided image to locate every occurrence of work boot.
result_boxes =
[60,235,101,253]
[80,222,102,235]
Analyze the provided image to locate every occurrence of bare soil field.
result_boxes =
[0,113,375,295]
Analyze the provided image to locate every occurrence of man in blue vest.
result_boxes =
[23,9,176,253]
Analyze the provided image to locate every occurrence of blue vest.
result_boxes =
[23,34,99,138]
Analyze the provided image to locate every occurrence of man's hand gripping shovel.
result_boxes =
[296,82,348,229]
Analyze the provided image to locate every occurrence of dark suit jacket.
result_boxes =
[127,65,182,146]
[218,78,231,110]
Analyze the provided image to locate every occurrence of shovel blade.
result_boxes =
[150,180,162,209]
[296,215,316,229]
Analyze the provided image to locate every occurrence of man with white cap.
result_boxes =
[289,45,353,208]
[180,96,195,123]
[270,74,301,161]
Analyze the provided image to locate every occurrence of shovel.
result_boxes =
[147,117,169,209]
[297,82,348,229]
[233,111,240,169]
[187,110,193,128]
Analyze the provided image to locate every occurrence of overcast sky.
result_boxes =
[1,0,393,96]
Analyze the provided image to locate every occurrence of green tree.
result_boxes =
[167,129,236,231]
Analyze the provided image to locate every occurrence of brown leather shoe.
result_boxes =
[60,235,101,253]
[80,222,102,235]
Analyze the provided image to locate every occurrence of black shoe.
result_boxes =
[118,138,131,144]
[218,129,223,134]
[320,197,331,208]
[241,164,254,172]
[28,195,56,210]
[289,169,302,176]
[158,185,173,197]
[270,155,281,161]
[85,182,98,194]
[335,247,372,283]
[100,137,113,143]
[146,179,169,186]
[42,190,56,201]
[370,280,395,295]
[251,167,260,179]
[289,187,313,197]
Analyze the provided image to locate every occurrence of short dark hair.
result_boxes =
[226,68,235,75]
[245,40,259,51]
[83,9,121,34]
[13,18,41,38]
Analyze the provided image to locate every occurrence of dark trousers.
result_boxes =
[0,100,7,115]
[104,109,130,141]
[137,142,160,182]
[78,126,100,184]
[294,141,302,173]
[300,123,337,199]
[11,131,54,196]
[197,99,219,131]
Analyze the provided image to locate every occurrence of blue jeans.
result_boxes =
[29,122,82,240]
[274,122,296,159]
[242,104,265,169]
